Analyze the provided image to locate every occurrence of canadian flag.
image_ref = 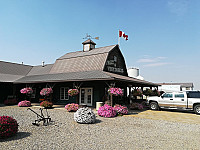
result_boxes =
[119,30,128,40]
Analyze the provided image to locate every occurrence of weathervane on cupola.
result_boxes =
[82,34,99,52]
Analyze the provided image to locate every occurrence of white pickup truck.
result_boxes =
[147,91,200,114]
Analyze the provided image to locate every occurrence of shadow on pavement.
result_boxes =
[0,132,31,142]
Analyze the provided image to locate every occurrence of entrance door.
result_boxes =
[79,88,93,106]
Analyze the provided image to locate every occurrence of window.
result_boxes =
[163,93,173,98]
[175,94,184,98]
[60,87,69,100]
[187,91,200,98]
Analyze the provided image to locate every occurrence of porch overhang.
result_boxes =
[13,70,159,87]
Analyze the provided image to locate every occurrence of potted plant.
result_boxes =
[65,103,79,112]
[40,101,53,108]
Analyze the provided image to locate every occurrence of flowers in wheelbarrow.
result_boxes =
[40,88,53,96]
[108,88,123,96]
[68,89,79,96]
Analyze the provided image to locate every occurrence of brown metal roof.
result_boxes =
[50,45,117,74]
[57,45,116,60]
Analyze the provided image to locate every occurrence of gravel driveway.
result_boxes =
[0,106,200,150]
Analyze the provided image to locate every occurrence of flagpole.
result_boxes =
[118,29,120,47]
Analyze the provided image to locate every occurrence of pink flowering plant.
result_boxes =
[20,87,33,94]
[108,88,123,96]
[114,104,128,115]
[65,103,79,112]
[40,88,53,96]
[18,100,31,107]
[0,116,18,139]
[68,89,79,96]
[97,104,117,118]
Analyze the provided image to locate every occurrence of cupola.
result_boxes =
[82,39,96,51]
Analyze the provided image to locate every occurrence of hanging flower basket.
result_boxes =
[132,89,143,97]
[40,88,53,96]
[68,89,79,96]
[20,87,33,94]
[108,88,123,96]
[143,88,153,96]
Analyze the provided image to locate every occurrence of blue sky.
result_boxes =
[0,0,200,89]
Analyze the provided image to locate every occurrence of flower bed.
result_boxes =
[40,101,53,108]
[0,116,18,138]
[68,89,79,96]
[114,104,128,115]
[18,100,31,107]
[65,103,79,112]
[97,104,117,118]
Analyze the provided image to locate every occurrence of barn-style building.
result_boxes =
[0,39,158,106]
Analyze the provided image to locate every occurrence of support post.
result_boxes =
[110,94,113,107]
[129,86,131,104]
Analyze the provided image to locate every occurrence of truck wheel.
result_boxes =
[194,105,200,115]
[149,102,159,110]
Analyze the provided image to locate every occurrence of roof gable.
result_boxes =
[49,45,117,74]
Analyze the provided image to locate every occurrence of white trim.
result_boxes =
[79,87,93,106]
[60,87,69,100]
